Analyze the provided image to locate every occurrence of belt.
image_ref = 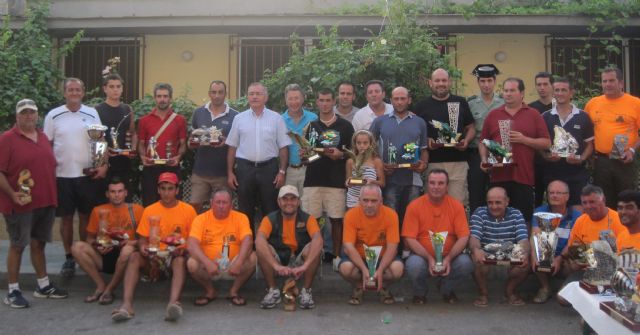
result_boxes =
[237,157,276,167]
[289,164,304,168]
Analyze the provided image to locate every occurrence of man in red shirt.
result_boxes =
[0,99,67,308]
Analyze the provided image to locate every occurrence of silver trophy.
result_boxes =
[532,212,562,272]
[550,126,579,159]
[190,125,223,146]
[83,124,108,176]
[611,134,629,160]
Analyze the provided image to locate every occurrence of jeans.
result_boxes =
[383,184,421,227]
[405,253,474,296]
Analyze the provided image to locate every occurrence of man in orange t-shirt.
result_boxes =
[339,184,404,305]
[585,67,640,208]
[255,185,323,309]
[616,190,640,253]
[72,178,143,305]
[402,169,473,305]
[186,187,255,307]
[112,172,196,323]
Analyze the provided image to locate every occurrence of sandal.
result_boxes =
[533,288,550,304]
[379,288,395,305]
[443,292,459,304]
[473,295,489,308]
[348,287,363,305]
[84,291,103,303]
[98,291,115,305]
[506,294,525,306]
[111,308,134,322]
[226,295,247,306]
[412,295,426,305]
[194,294,217,306]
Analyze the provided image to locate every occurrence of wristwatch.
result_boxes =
[278,169,286,175]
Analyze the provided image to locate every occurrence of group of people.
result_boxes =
[1,63,640,324]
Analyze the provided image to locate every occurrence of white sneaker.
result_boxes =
[299,288,315,309]
[259,287,281,309]
[332,256,341,272]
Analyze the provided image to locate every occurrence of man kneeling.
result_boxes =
[72,177,143,305]
[187,187,255,307]
[339,184,404,305]
[255,185,323,309]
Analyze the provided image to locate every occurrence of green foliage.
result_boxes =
[0,2,83,130]
[262,1,456,111]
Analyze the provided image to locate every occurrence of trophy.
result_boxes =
[109,127,135,157]
[600,267,640,331]
[387,140,420,169]
[289,126,320,164]
[580,240,617,293]
[218,235,231,271]
[431,103,463,147]
[17,169,34,205]
[344,147,373,186]
[364,244,382,290]
[146,216,161,254]
[83,124,109,176]
[387,142,398,166]
[147,137,170,165]
[96,209,113,248]
[532,212,562,272]
[482,241,525,266]
[611,134,629,160]
[429,231,448,274]
[481,119,514,168]
[550,126,580,159]
[189,125,223,147]
[282,278,299,312]
[312,130,339,155]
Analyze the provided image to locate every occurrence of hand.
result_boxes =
[622,149,635,164]
[551,256,563,276]
[290,265,307,279]
[374,268,384,292]
[479,161,490,173]
[11,191,29,206]
[205,260,219,277]
[382,164,395,176]
[96,244,114,255]
[167,156,181,166]
[228,260,242,277]
[455,139,469,151]
[324,148,342,160]
[410,160,427,173]
[227,172,238,190]
[141,156,154,166]
[518,255,529,269]
[440,256,451,276]
[509,130,528,144]
[273,171,285,188]
[212,136,227,148]
[140,246,150,258]
[92,165,108,179]
[274,264,291,277]
[544,152,561,162]
[471,248,486,264]
[427,138,436,150]
[565,153,582,165]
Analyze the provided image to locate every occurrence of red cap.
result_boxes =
[157,172,179,185]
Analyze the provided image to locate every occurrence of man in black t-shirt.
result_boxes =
[303,88,354,269]
[95,74,137,202]
[414,68,475,207]
[528,72,554,207]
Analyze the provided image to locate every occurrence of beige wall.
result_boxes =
[143,34,234,105]
[456,34,548,101]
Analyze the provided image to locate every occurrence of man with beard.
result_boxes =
[616,190,640,252]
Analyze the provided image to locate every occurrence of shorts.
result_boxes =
[101,248,121,274]
[302,187,346,219]
[56,177,100,216]
[338,249,401,267]
[4,206,55,248]
[212,256,238,281]
[189,173,227,204]
[270,244,309,268]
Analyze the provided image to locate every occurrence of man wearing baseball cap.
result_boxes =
[112,172,196,322]
[0,99,67,308]
[255,185,323,309]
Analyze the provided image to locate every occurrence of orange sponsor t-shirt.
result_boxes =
[189,210,252,260]
[568,208,627,246]
[585,93,640,154]
[137,201,197,250]
[258,213,320,254]
[343,205,400,259]
[401,195,469,257]
[87,203,143,238]
[617,229,640,253]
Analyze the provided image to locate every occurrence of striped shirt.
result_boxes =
[470,206,528,246]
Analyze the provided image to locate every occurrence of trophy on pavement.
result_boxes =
[364,244,382,290]
[83,124,109,176]
[532,212,563,273]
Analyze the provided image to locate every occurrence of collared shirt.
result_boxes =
[468,94,504,147]
[370,112,428,187]
[470,206,529,246]
[191,103,238,177]
[44,104,101,178]
[333,105,359,123]
[282,109,318,165]
[532,205,581,256]
[351,102,393,131]
[225,107,292,162]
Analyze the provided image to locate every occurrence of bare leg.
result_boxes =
[61,215,75,253]
[30,240,47,278]
[115,251,145,314]
[186,257,216,298]
[473,263,489,297]
[71,241,106,292]
[7,245,24,284]
[78,213,89,242]
[169,256,186,304]
[506,266,530,298]
[230,252,256,297]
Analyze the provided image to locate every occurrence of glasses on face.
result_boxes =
[548,191,568,196]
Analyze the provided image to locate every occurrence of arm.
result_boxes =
[405,237,433,264]
[410,148,428,173]
[291,232,323,279]
[128,109,138,153]
[255,232,290,277]
[187,236,218,276]
[509,131,551,151]
[169,138,187,166]
[457,123,476,151]
[478,141,490,172]
[273,146,288,188]
[469,236,486,264]
[229,235,253,276]
[343,242,369,285]
[371,158,385,187]
[227,146,238,190]
[375,242,398,290]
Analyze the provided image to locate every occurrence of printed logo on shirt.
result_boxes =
[222,121,229,125]
[377,231,386,243]
[296,220,306,229]
[616,115,625,123]
[573,124,581,130]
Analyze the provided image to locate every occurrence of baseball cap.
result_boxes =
[16,99,38,114]
[278,185,299,198]
[157,172,179,185]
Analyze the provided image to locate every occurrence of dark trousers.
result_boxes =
[467,149,490,213]
[534,158,545,207]
[235,158,279,234]
[594,155,638,209]
[490,181,534,225]
[141,165,181,207]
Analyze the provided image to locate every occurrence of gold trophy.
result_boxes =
[364,244,382,290]
[550,126,580,159]
[17,169,34,205]
[532,212,562,273]
[83,124,109,176]
[289,125,320,164]
[146,216,161,255]
[344,147,371,186]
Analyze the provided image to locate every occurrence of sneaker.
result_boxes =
[4,290,29,308]
[259,288,281,309]
[34,284,69,299]
[299,288,315,309]
[60,258,76,278]
[332,256,341,272]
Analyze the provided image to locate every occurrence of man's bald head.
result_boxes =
[431,68,450,80]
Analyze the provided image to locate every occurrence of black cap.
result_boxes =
[471,64,500,78]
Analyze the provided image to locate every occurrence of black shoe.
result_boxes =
[4,290,30,308]
[34,283,69,299]
[60,258,76,278]
[323,252,335,264]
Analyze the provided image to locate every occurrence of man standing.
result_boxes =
[302,89,354,270]
[255,185,323,309]
[352,80,394,131]
[111,172,196,322]
[530,180,580,304]
[480,77,551,223]
[469,187,530,307]
[137,83,187,207]
[189,80,238,213]
[370,86,428,226]
[282,84,317,197]
[44,78,106,277]
[334,82,359,122]
[541,78,594,211]
[414,68,475,206]
[226,82,291,233]
[187,188,256,307]
[616,190,640,252]
[403,169,473,305]
[0,99,67,308]
[467,64,503,213]
[529,72,555,208]
[96,74,137,199]
[585,67,640,209]
[71,177,143,305]
[339,185,404,305]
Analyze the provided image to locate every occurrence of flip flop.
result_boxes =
[379,288,395,305]
[473,295,489,308]
[226,295,246,306]
[98,292,115,305]
[194,295,217,306]
[111,308,134,322]
[506,294,525,306]
[84,291,103,303]
[348,287,363,305]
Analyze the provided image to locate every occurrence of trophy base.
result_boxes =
[553,153,581,160]
[20,195,32,205]
[152,159,169,165]
[303,153,321,164]
[482,259,523,266]
[347,178,366,186]
[189,140,220,147]
[390,163,419,169]
[579,280,612,294]
[600,301,640,332]
[433,264,446,275]
[365,279,378,291]
[313,148,334,154]
[109,148,135,157]
[432,142,464,148]
[535,265,554,273]
[481,161,515,169]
